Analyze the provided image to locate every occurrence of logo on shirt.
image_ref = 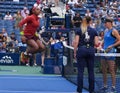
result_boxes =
[84,31,90,42]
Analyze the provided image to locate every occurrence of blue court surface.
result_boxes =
[0,75,88,93]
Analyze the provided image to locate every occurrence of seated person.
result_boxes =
[74,0,83,8]
[0,32,7,53]
[8,32,18,47]
[43,5,59,17]
[68,0,76,8]
[4,12,13,20]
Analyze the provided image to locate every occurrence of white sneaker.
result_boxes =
[33,63,37,66]
[26,63,29,66]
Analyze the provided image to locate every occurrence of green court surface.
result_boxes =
[0,66,44,76]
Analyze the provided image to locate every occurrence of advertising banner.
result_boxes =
[0,53,20,65]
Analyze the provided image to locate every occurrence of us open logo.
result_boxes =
[0,56,14,64]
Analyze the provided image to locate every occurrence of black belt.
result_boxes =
[80,44,93,48]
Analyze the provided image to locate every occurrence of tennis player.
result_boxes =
[100,18,120,93]
[19,6,45,61]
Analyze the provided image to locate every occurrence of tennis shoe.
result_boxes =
[33,63,37,66]
[100,86,108,93]
[110,87,116,93]
[26,63,30,66]
[20,52,29,62]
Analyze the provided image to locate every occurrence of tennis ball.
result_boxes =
[35,32,39,37]
[20,31,24,35]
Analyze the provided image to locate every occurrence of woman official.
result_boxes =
[74,16,98,93]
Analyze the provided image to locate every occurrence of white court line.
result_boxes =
[0,90,88,93]
[0,76,65,80]
[0,90,75,93]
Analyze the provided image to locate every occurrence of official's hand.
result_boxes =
[74,52,76,60]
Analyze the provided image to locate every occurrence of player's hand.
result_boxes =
[108,45,113,49]
[105,45,113,53]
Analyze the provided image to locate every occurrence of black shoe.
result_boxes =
[41,65,44,68]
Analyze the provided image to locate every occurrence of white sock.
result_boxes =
[104,85,108,88]
[24,51,27,55]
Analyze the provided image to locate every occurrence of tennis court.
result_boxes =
[0,66,88,93]
[63,46,120,93]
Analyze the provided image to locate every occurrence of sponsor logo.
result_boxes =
[0,56,14,64]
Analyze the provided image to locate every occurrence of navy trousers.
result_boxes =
[76,47,95,93]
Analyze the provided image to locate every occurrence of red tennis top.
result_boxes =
[19,14,40,36]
